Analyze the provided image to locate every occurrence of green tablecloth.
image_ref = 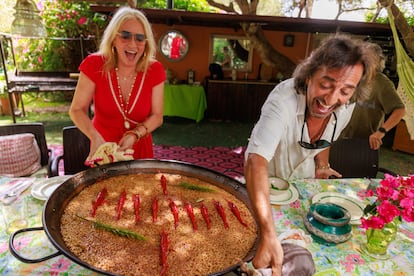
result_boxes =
[163,84,207,122]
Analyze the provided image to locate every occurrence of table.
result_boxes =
[6,74,78,123]
[163,84,207,123]
[1,176,413,275]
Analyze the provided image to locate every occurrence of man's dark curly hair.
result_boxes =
[293,33,379,103]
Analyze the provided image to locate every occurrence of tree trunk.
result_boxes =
[378,0,414,56]
[207,0,296,77]
[241,22,296,77]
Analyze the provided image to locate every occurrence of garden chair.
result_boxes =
[329,138,397,178]
[0,122,54,177]
[50,126,90,176]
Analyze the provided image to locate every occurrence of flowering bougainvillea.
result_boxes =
[14,0,107,72]
[361,174,414,229]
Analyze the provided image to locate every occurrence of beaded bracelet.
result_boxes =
[124,130,140,141]
[136,123,148,137]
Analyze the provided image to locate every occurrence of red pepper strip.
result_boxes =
[161,174,167,195]
[184,202,197,231]
[169,199,179,229]
[152,197,159,223]
[200,203,211,230]
[227,200,248,227]
[214,200,229,229]
[133,194,140,224]
[90,187,108,217]
[115,189,127,220]
[160,230,169,276]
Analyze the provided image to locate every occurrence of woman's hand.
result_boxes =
[118,133,137,152]
[88,134,106,161]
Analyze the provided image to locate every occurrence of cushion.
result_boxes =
[0,133,42,177]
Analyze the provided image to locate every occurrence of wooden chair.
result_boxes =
[329,138,397,178]
[50,126,90,176]
[0,123,54,177]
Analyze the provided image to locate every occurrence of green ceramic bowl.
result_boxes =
[309,202,351,227]
[304,203,352,244]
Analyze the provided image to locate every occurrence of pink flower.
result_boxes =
[340,253,365,272]
[400,197,414,210]
[361,216,384,229]
[51,257,71,273]
[361,174,414,229]
[77,16,87,25]
[377,200,400,223]
[401,208,414,222]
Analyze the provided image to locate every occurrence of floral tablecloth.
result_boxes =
[282,178,414,276]
[0,176,413,275]
[0,176,100,275]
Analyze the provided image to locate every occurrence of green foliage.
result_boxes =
[14,0,108,72]
[366,12,414,26]
[142,0,215,12]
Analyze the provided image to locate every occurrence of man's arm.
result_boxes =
[370,107,406,150]
[244,153,283,275]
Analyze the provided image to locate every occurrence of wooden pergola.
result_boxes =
[88,3,394,36]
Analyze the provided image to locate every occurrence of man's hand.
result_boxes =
[252,236,284,276]
[315,166,342,179]
[369,131,384,150]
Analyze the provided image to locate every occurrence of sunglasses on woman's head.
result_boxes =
[117,31,146,43]
[298,112,337,150]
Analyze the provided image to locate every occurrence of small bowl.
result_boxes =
[303,203,352,244]
[269,177,291,201]
[309,202,351,227]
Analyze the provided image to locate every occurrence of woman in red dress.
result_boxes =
[69,7,166,161]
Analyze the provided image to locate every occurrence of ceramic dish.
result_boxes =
[312,192,365,225]
[269,177,290,201]
[270,183,299,205]
[31,176,72,201]
[303,212,352,244]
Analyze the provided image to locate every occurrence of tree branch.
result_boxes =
[206,0,237,13]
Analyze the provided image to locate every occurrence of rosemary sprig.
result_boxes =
[178,182,215,192]
[76,214,147,241]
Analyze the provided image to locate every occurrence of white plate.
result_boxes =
[312,192,365,225]
[270,184,299,205]
[31,176,72,200]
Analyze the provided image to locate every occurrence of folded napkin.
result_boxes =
[0,179,33,205]
[84,142,134,167]
[240,230,315,276]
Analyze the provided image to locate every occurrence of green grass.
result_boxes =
[1,92,413,176]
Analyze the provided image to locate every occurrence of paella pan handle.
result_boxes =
[9,226,62,263]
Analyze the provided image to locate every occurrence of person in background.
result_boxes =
[339,43,406,150]
[221,46,233,69]
[69,7,165,161]
[243,34,379,275]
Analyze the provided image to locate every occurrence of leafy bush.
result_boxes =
[14,0,107,72]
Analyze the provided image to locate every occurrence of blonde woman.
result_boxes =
[70,7,165,161]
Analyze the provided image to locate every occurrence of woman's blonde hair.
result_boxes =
[98,6,157,73]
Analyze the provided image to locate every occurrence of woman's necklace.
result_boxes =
[108,68,147,129]
[115,68,137,115]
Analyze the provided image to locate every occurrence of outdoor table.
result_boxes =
[163,84,207,123]
[0,176,413,275]
[6,73,78,124]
